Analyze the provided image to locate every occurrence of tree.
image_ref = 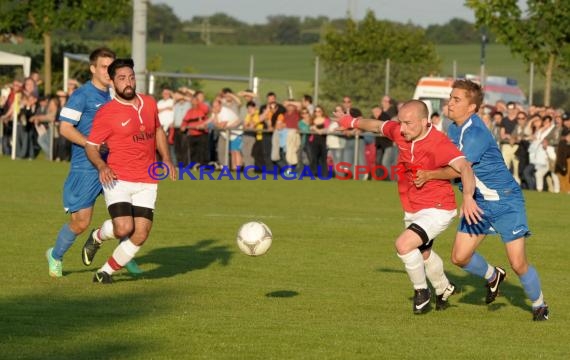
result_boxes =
[266,16,302,45]
[425,18,484,44]
[314,10,440,110]
[0,0,130,94]
[466,0,570,106]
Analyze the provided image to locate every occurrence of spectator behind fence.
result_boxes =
[53,90,72,161]
[1,80,23,155]
[238,89,257,167]
[326,105,346,170]
[170,88,192,164]
[181,94,209,168]
[157,87,174,133]
[260,92,285,170]
[298,107,312,170]
[282,100,301,170]
[244,101,265,171]
[16,94,39,159]
[555,113,570,193]
[309,105,330,177]
[31,95,59,159]
[500,101,520,183]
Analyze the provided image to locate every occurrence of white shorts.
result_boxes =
[103,180,158,209]
[403,208,457,240]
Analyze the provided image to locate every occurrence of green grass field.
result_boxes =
[0,157,568,359]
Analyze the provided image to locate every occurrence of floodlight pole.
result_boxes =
[480,31,487,88]
[529,62,534,106]
[132,0,147,94]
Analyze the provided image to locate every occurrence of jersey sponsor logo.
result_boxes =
[121,119,131,127]
[132,131,155,143]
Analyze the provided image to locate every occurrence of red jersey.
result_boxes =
[381,121,464,213]
[182,107,208,136]
[88,94,160,183]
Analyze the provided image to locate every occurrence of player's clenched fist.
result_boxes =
[338,114,360,129]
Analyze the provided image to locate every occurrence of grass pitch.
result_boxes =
[0,157,568,359]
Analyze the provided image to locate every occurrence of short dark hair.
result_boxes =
[246,100,256,108]
[89,47,116,66]
[107,58,134,79]
[430,112,440,119]
[349,107,362,117]
[452,79,483,112]
[303,94,313,103]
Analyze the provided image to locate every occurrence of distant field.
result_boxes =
[1,41,545,99]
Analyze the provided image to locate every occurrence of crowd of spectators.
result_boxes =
[1,76,569,193]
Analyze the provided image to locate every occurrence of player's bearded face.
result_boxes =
[116,84,136,100]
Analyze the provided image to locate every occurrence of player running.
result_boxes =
[85,58,176,283]
[415,79,549,321]
[338,100,482,314]
[45,48,141,278]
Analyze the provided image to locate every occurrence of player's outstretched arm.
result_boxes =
[335,111,384,133]
[449,158,483,225]
[155,126,177,181]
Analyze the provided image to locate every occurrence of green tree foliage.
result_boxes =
[425,18,486,44]
[266,16,302,45]
[466,0,570,106]
[0,0,130,94]
[314,11,440,110]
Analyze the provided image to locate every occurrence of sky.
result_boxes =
[154,0,478,27]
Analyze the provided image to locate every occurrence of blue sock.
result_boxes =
[462,252,489,279]
[52,224,77,260]
[520,266,542,304]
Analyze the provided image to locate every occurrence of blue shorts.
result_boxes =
[63,169,102,213]
[458,187,530,242]
[230,136,243,151]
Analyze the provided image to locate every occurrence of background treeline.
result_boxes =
[69,4,491,45]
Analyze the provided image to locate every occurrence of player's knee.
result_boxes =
[69,219,90,234]
[509,258,528,276]
[113,222,134,239]
[451,252,469,267]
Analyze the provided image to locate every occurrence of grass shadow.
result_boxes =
[447,271,529,312]
[265,290,299,298]
[0,290,169,359]
[131,239,233,280]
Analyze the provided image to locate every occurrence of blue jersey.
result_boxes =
[447,114,519,201]
[59,81,112,170]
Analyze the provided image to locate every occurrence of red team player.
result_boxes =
[338,100,482,313]
[85,58,176,283]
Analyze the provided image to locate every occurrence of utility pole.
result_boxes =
[480,30,487,88]
[132,0,147,93]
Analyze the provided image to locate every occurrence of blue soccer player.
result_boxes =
[46,47,140,277]
[415,79,549,321]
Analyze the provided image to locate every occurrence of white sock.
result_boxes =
[424,251,450,296]
[532,292,545,309]
[398,249,428,290]
[100,239,140,275]
[93,219,115,243]
[484,264,495,281]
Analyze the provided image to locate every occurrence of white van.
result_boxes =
[413,75,527,116]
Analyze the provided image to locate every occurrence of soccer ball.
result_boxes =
[236,221,273,256]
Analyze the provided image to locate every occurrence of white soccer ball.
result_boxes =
[236,221,273,256]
